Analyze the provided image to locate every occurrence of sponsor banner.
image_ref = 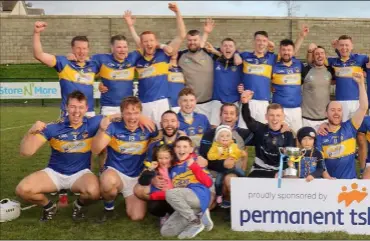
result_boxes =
[0,82,101,99]
[231,178,370,235]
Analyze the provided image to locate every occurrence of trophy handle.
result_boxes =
[279,147,285,155]
[300,148,307,156]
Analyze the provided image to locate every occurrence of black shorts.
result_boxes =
[147,200,174,218]
[248,170,277,178]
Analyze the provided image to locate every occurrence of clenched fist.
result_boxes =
[29,121,46,134]
[34,21,47,33]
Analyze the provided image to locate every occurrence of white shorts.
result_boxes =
[338,100,359,122]
[195,101,213,121]
[366,163,370,168]
[106,166,139,198]
[283,107,303,135]
[43,168,92,191]
[101,106,120,116]
[171,106,180,114]
[210,100,239,126]
[142,98,170,128]
[302,118,328,131]
[238,99,269,129]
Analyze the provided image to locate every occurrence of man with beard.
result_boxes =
[178,19,215,120]
[301,45,334,129]
[126,3,186,128]
[312,35,369,122]
[236,26,308,126]
[271,39,307,135]
[316,72,368,179]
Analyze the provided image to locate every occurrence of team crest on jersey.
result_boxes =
[287,69,293,74]
[261,58,267,64]
[82,131,89,139]
[294,67,300,73]
[197,126,204,134]
[140,132,147,141]
[216,65,221,70]
[188,127,196,136]
[87,68,92,72]
[184,58,192,64]
[231,66,237,72]
[272,137,277,145]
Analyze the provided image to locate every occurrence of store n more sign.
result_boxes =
[231,178,370,235]
[0,82,101,99]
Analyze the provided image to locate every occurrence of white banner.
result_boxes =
[231,178,370,235]
[0,82,101,99]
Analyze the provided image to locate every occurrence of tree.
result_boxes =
[278,0,300,17]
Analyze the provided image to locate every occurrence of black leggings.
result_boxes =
[147,200,174,218]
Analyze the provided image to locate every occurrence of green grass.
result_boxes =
[0,106,369,240]
[0,64,58,80]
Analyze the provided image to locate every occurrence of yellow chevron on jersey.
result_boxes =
[272,73,301,85]
[172,170,199,188]
[99,64,135,81]
[49,137,92,153]
[136,62,169,80]
[333,66,362,78]
[58,65,95,85]
[109,137,149,155]
[322,137,356,160]
[243,63,272,78]
[168,71,185,83]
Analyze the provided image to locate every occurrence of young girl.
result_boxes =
[287,126,333,181]
[160,136,213,239]
[207,125,246,204]
[138,145,175,224]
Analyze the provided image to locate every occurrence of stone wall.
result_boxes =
[1,15,369,64]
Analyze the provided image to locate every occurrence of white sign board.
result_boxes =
[0,82,101,99]
[231,178,370,235]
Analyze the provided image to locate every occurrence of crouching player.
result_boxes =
[16,91,102,221]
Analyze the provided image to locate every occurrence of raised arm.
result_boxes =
[241,90,265,133]
[20,121,48,156]
[33,21,56,67]
[200,18,215,48]
[306,43,317,65]
[352,72,368,127]
[166,3,186,53]
[124,10,141,49]
[294,24,309,56]
[91,117,113,154]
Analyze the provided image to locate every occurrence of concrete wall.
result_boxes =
[1,15,369,64]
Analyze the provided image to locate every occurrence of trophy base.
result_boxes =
[282,175,299,179]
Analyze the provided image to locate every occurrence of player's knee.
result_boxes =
[84,185,100,200]
[127,210,146,221]
[15,182,33,199]
[100,176,118,194]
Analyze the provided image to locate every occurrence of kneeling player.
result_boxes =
[16,91,102,221]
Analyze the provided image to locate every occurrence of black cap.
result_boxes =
[297,126,316,144]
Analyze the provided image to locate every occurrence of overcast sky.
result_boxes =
[29,1,370,18]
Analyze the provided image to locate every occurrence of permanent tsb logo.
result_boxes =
[338,183,368,207]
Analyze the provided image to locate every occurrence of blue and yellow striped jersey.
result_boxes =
[170,161,211,212]
[37,116,103,175]
[358,116,370,164]
[92,52,141,107]
[178,112,211,153]
[328,54,369,101]
[135,49,171,103]
[104,120,159,177]
[53,56,99,113]
[240,52,277,101]
[168,66,185,108]
[272,58,304,108]
[316,119,359,179]
[213,57,242,103]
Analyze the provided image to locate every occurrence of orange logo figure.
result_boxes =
[338,183,368,207]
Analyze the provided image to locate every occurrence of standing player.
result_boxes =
[125,3,186,127]
[16,91,102,221]
[237,26,309,126]
[177,87,211,154]
[32,21,99,118]
[178,19,215,120]
[357,116,370,179]
[301,44,334,129]
[316,72,368,179]
[327,36,369,121]
[91,97,160,222]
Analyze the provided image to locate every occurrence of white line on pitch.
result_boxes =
[0,124,32,131]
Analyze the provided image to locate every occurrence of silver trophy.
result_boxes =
[279,147,306,178]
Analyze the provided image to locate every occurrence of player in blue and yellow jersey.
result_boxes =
[125,3,186,127]
[177,88,211,154]
[203,38,243,127]
[327,35,369,122]
[92,35,141,115]
[16,91,104,222]
[91,97,160,222]
[236,27,309,127]
[271,39,306,134]
[356,115,370,179]
[32,21,99,118]
[316,72,368,179]
[160,136,213,239]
